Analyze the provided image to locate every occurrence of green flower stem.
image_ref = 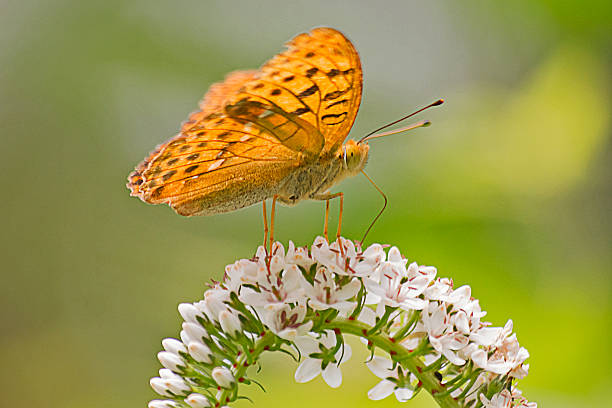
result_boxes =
[324,318,460,408]
[217,331,277,405]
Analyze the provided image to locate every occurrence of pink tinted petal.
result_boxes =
[368,380,395,400]
[294,358,321,383]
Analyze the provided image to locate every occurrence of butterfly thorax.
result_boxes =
[277,140,369,205]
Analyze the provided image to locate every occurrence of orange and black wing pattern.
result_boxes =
[127,27,362,216]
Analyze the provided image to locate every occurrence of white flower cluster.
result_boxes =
[148,237,535,408]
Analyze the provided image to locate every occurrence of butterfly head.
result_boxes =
[341,140,369,175]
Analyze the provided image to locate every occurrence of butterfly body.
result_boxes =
[276,139,369,206]
[128,27,365,217]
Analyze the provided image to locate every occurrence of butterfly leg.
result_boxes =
[262,200,269,253]
[313,192,344,256]
[269,195,279,252]
[323,199,331,242]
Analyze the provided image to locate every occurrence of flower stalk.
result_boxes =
[147,237,535,408]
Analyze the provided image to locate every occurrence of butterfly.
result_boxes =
[127,27,440,247]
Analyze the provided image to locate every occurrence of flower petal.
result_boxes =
[322,364,342,388]
[366,356,393,379]
[394,387,414,402]
[294,358,321,383]
[368,380,395,400]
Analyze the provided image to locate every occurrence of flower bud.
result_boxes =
[159,369,181,379]
[178,303,202,323]
[211,366,235,388]
[182,322,208,342]
[157,351,186,373]
[219,310,242,336]
[162,338,187,355]
[188,341,213,364]
[164,378,191,395]
[150,378,173,397]
[185,393,211,408]
[148,400,179,408]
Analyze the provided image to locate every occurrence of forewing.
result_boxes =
[226,27,363,155]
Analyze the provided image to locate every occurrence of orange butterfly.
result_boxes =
[127,27,440,248]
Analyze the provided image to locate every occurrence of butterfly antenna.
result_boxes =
[358,98,444,144]
[359,170,387,246]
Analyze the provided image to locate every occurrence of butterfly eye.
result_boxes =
[342,147,348,168]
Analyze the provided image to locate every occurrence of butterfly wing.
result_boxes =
[127,105,311,216]
[127,27,362,216]
[227,27,363,155]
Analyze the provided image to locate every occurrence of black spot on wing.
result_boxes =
[162,170,176,181]
[326,98,349,108]
[321,112,348,125]
[297,85,319,98]
[305,67,318,77]
[327,69,340,78]
[323,88,351,101]
[291,107,311,115]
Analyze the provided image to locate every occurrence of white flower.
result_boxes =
[487,334,530,376]
[260,303,313,341]
[479,387,536,408]
[469,320,529,377]
[509,387,537,408]
[211,366,235,388]
[366,356,416,402]
[286,241,315,270]
[423,277,454,301]
[452,298,486,335]
[311,236,383,277]
[185,393,211,408]
[238,263,305,307]
[224,259,259,292]
[422,302,469,365]
[365,261,435,311]
[294,330,352,388]
[302,266,361,314]
[480,389,512,408]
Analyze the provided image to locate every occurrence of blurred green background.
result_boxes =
[2,1,611,407]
